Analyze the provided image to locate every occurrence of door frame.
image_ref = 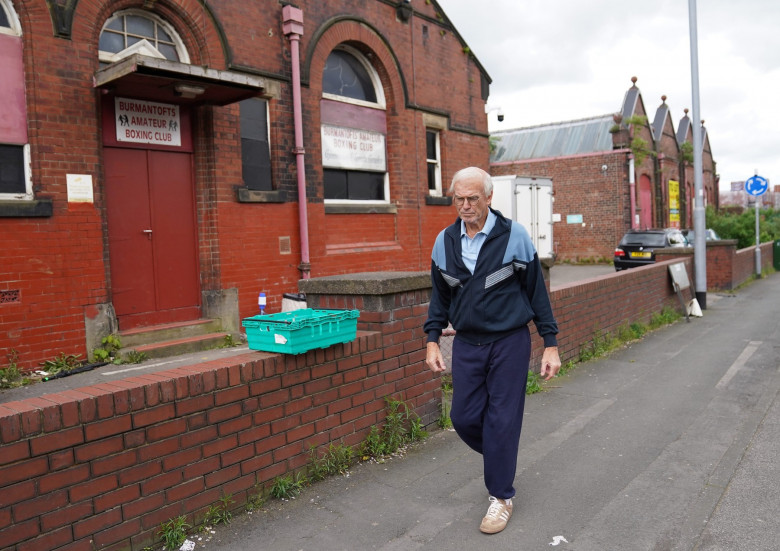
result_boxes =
[101,96,200,330]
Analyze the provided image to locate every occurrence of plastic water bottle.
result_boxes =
[258,292,266,315]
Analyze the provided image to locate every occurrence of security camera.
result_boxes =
[601,164,608,172]
[485,104,504,123]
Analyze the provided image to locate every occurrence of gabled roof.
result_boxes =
[621,85,641,123]
[677,110,709,153]
[652,101,670,141]
[490,115,615,163]
[676,111,691,145]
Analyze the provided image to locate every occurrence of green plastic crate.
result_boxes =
[242,308,359,354]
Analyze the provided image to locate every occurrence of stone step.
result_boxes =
[119,332,231,361]
[118,319,223,348]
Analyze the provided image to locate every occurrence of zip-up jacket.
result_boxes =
[424,209,558,347]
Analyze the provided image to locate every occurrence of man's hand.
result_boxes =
[426,342,447,373]
[540,346,561,380]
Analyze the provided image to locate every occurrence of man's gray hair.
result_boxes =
[449,167,493,196]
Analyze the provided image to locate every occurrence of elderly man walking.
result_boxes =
[424,166,561,534]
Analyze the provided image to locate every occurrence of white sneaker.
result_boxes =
[479,496,513,534]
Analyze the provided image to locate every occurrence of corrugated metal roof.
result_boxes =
[490,115,615,163]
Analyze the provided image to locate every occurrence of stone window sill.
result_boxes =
[0,199,54,217]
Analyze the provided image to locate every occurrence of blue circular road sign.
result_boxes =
[745,175,768,196]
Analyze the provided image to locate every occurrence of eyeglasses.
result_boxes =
[453,195,482,206]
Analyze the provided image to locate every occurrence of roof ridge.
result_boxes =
[491,113,614,134]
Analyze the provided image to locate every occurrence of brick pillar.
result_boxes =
[299,271,441,425]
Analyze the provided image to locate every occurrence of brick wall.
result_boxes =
[548,258,689,366]
[657,240,775,291]
[0,277,439,551]
[491,151,632,262]
[2,254,769,550]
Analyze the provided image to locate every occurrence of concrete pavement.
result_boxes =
[200,273,780,551]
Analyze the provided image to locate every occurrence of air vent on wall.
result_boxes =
[0,290,21,304]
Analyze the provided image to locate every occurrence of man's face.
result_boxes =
[452,175,492,227]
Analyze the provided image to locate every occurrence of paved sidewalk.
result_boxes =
[200,274,780,551]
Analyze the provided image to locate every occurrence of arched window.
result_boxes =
[321,46,388,202]
[0,0,21,35]
[98,9,189,65]
[323,50,379,104]
[0,0,30,200]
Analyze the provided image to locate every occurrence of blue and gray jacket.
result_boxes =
[424,209,558,347]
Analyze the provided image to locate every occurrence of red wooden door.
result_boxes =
[104,148,200,329]
[639,174,653,230]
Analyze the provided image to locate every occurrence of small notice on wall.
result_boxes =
[321,124,386,172]
[115,97,181,147]
[66,174,93,203]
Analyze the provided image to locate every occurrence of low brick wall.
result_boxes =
[730,242,774,289]
[0,273,438,551]
[549,257,690,366]
[0,259,770,550]
[658,240,775,291]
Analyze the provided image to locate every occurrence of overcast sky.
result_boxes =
[438,0,779,192]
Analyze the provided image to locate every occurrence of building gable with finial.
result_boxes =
[490,77,718,262]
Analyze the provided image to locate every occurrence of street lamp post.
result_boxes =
[689,0,707,310]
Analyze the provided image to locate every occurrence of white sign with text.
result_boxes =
[115,97,181,147]
[321,125,386,172]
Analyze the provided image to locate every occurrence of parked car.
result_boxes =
[614,228,688,271]
[681,228,720,245]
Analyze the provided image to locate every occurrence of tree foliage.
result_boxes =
[706,205,780,249]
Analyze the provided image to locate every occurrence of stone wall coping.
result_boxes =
[299,271,430,296]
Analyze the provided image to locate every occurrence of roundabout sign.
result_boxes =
[744,175,768,196]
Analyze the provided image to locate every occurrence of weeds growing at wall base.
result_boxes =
[157,515,190,550]
[522,307,682,396]
[266,396,428,504]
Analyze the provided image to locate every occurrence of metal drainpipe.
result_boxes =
[282,5,311,279]
[628,156,637,229]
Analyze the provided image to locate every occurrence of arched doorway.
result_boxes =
[638,174,653,229]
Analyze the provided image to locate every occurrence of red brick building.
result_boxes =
[0,0,490,371]
[490,78,718,262]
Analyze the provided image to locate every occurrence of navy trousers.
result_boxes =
[450,327,531,500]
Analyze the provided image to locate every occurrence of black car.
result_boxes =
[614,228,688,271]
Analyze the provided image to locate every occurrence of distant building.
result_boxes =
[720,182,778,210]
[490,78,718,261]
